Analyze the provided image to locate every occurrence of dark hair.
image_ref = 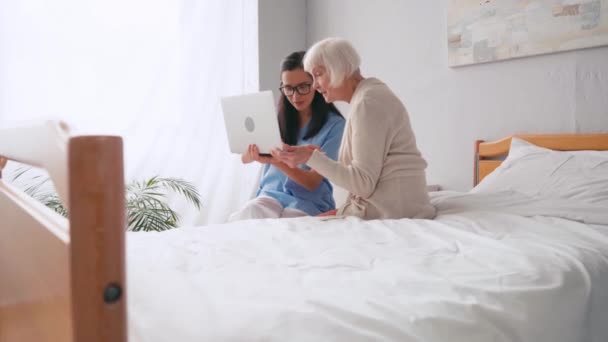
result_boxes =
[277,51,342,146]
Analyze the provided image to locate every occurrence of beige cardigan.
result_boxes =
[307,78,436,220]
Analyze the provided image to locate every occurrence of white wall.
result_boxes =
[307,0,608,191]
[258,0,307,96]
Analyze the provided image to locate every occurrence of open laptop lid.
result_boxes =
[220,90,283,155]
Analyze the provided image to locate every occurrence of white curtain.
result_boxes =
[0,0,261,225]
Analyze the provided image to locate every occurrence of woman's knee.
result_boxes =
[229,196,282,221]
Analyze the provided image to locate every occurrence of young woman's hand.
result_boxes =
[242,144,276,164]
[241,144,256,164]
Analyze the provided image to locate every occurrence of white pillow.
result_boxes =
[472,137,608,205]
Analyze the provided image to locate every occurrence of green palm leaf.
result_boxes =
[43,194,69,217]
[155,177,202,209]
[10,166,32,182]
[126,204,177,232]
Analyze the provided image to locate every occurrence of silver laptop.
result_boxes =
[220,90,283,156]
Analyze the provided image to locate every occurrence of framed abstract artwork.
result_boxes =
[447,0,608,67]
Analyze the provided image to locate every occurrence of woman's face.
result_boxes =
[311,66,339,103]
[280,69,315,112]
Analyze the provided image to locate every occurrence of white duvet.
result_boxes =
[127,191,608,342]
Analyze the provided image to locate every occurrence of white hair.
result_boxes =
[303,37,361,88]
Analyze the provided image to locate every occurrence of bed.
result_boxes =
[1,122,608,342]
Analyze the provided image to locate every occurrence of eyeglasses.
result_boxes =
[279,83,312,96]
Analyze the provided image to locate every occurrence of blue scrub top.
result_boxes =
[257,111,345,215]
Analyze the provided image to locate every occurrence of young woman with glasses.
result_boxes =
[229,51,345,221]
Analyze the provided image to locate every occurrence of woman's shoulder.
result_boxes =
[356,78,394,100]
[356,79,404,111]
[325,111,346,131]
[310,111,344,142]
[327,110,345,122]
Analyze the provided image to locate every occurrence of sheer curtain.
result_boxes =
[0,0,261,225]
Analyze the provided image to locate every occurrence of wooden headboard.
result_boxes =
[474,133,608,186]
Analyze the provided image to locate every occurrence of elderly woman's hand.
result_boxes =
[271,144,320,168]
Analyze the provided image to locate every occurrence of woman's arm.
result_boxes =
[243,144,321,190]
[272,162,323,191]
[271,118,345,191]
[306,99,389,198]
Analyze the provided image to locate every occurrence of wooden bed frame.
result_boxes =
[0,122,126,342]
[474,133,608,186]
[1,122,607,341]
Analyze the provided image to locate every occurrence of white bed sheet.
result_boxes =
[127,191,608,342]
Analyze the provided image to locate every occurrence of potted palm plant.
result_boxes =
[11,168,201,232]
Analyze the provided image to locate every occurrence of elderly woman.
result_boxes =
[272,38,436,220]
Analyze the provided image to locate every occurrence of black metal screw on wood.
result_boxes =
[103,283,122,303]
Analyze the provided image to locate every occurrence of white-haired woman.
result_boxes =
[272,38,436,220]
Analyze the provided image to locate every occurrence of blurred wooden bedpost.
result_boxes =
[0,156,7,178]
[68,136,127,342]
[474,140,483,187]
